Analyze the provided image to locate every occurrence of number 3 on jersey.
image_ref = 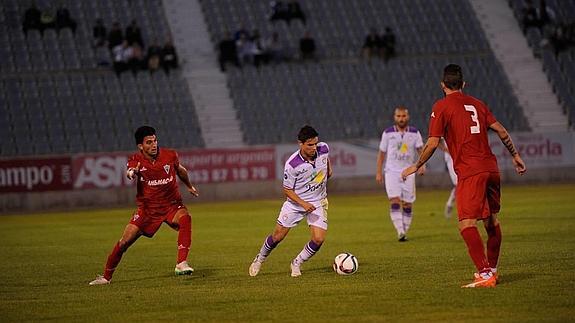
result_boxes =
[464,104,481,134]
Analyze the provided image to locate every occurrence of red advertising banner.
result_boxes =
[0,157,73,193]
[71,147,276,190]
[178,147,276,184]
[72,152,134,190]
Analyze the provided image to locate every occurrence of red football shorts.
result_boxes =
[456,172,500,221]
[129,203,187,237]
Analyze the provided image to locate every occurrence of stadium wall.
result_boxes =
[1,132,574,214]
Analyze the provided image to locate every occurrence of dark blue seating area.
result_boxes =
[509,0,575,127]
[201,0,529,144]
[0,0,204,157]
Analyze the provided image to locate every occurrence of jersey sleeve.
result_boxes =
[428,102,445,138]
[416,131,424,149]
[282,165,296,190]
[317,142,329,155]
[378,131,389,152]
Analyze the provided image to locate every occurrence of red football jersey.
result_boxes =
[428,92,499,180]
[127,148,183,212]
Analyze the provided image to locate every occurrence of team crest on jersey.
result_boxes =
[163,165,170,174]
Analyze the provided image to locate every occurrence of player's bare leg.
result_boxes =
[291,225,326,277]
[389,197,405,241]
[401,201,413,239]
[250,224,290,276]
[90,224,142,285]
[484,214,501,282]
[459,219,495,288]
[172,209,193,275]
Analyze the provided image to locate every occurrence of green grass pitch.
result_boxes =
[1,184,574,322]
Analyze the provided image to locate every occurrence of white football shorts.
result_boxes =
[385,171,416,203]
[276,198,328,230]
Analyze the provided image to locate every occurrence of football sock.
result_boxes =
[177,214,192,264]
[257,235,280,261]
[402,207,413,233]
[486,223,502,269]
[460,227,490,272]
[390,203,404,235]
[104,242,125,280]
[293,240,322,266]
[447,188,456,208]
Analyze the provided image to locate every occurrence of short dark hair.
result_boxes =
[442,64,464,90]
[134,126,156,145]
[298,125,318,143]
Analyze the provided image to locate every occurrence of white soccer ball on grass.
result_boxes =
[333,252,358,275]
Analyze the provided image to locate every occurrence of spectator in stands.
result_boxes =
[381,27,396,63]
[126,20,144,48]
[300,31,317,61]
[93,19,107,48]
[40,7,57,33]
[161,40,179,74]
[55,6,77,34]
[269,1,289,24]
[218,32,240,72]
[237,33,256,65]
[287,1,306,25]
[22,3,42,36]
[112,40,130,76]
[251,30,269,67]
[536,0,556,31]
[234,24,249,41]
[362,28,381,60]
[108,22,124,51]
[266,32,289,63]
[521,0,539,33]
[147,40,163,73]
[546,22,575,56]
[128,43,145,75]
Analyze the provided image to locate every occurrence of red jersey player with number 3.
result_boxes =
[89,126,199,285]
[402,64,526,288]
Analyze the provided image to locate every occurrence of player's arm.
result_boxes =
[401,137,440,180]
[176,164,199,197]
[327,157,333,179]
[489,121,527,175]
[376,150,385,184]
[416,146,426,175]
[283,187,316,213]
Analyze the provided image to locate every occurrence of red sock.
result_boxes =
[177,215,192,263]
[104,242,125,280]
[486,224,502,269]
[460,227,489,272]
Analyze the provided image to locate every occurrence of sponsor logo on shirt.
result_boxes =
[147,175,174,186]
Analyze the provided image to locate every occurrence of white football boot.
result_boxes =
[175,261,194,275]
[249,255,263,277]
[89,275,110,285]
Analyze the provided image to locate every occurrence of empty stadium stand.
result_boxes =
[0,0,204,157]
[200,0,530,144]
[509,0,575,127]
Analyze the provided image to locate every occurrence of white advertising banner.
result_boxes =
[274,132,575,179]
[489,132,575,169]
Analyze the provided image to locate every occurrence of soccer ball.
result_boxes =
[333,253,358,275]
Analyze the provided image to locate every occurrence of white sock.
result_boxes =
[390,204,404,236]
[402,207,413,233]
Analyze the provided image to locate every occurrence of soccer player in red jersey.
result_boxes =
[402,64,526,288]
[89,126,199,285]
